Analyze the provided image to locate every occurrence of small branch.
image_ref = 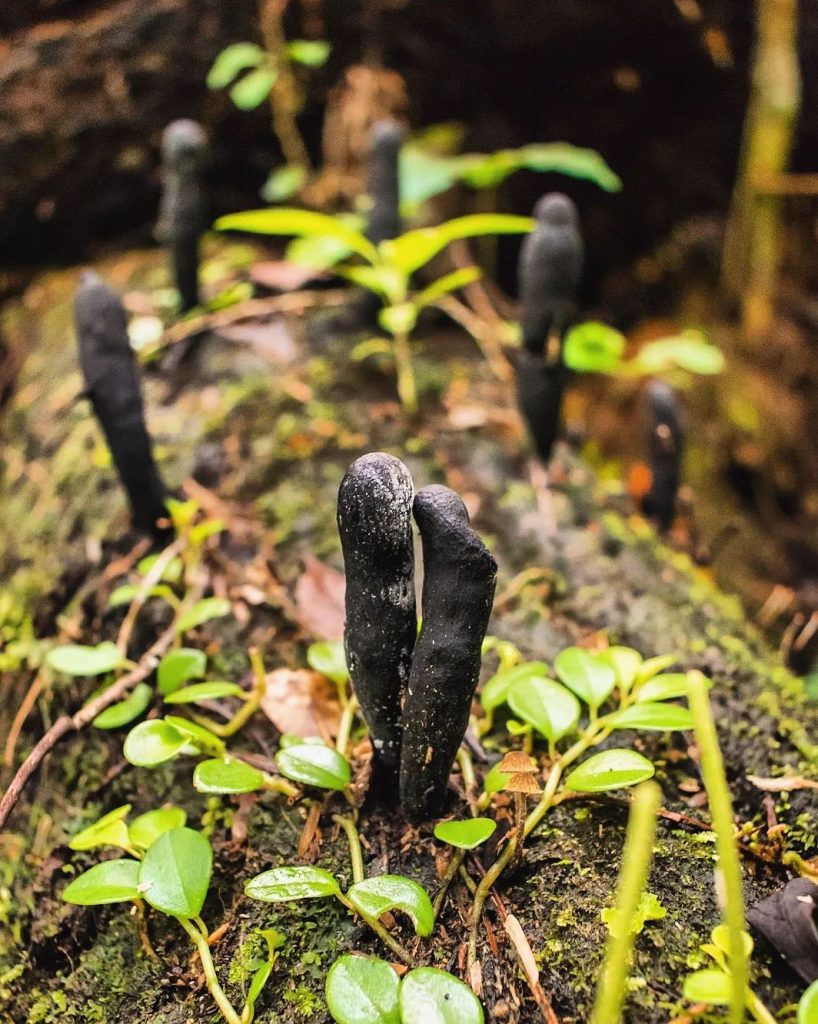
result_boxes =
[433,295,513,383]
[337,892,417,967]
[178,916,242,1024]
[335,694,358,756]
[333,814,365,884]
[117,537,185,655]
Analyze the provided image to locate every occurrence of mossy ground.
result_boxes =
[0,245,816,1022]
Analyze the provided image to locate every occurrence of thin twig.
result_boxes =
[4,672,44,768]
[117,537,185,655]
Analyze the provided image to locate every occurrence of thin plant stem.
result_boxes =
[178,916,242,1024]
[192,647,267,738]
[688,670,748,1024]
[335,694,359,756]
[336,893,416,967]
[459,864,477,895]
[590,781,661,1024]
[333,814,365,885]
[262,776,300,798]
[433,848,466,917]
[391,330,417,414]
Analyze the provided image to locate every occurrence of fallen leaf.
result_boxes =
[260,667,341,740]
[250,260,328,292]
[747,774,818,793]
[747,878,818,983]
[293,556,346,640]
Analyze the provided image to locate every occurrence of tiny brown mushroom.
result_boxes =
[497,752,541,869]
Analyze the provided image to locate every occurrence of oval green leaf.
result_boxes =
[683,969,732,1006]
[595,647,642,692]
[216,208,378,264]
[606,703,693,731]
[433,818,496,850]
[207,42,265,89]
[276,744,351,791]
[138,827,212,918]
[565,749,655,793]
[563,322,625,374]
[554,648,617,709]
[347,876,434,937]
[326,954,400,1024]
[482,763,510,795]
[635,654,678,685]
[480,661,549,713]
[128,807,187,851]
[157,648,207,696]
[93,683,153,729]
[307,640,349,686]
[62,859,141,906]
[193,758,265,795]
[46,642,122,677]
[230,67,279,110]
[245,865,341,903]
[175,598,231,635]
[123,719,189,767]
[799,980,818,1024]
[164,716,226,757]
[386,214,534,275]
[286,39,331,68]
[163,681,244,704]
[635,673,692,704]
[69,804,131,852]
[508,676,581,743]
[399,967,484,1024]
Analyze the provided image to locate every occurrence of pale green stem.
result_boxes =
[335,695,359,756]
[688,670,748,1024]
[590,781,662,1024]
[191,647,267,738]
[392,330,417,414]
[333,814,364,885]
[336,893,416,966]
[262,776,300,798]
[178,916,242,1024]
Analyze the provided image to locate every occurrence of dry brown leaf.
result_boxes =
[293,556,346,640]
[747,774,818,793]
[260,667,341,741]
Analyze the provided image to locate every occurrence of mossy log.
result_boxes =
[0,248,816,1023]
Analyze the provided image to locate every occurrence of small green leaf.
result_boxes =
[307,640,349,686]
[109,584,175,608]
[434,818,496,850]
[216,208,378,264]
[630,332,724,376]
[128,807,187,851]
[157,647,207,695]
[519,142,622,192]
[508,676,581,743]
[565,749,655,793]
[413,266,482,309]
[482,763,510,794]
[207,42,265,89]
[278,733,325,749]
[138,827,212,918]
[262,164,307,203]
[347,876,434,937]
[554,648,617,710]
[601,891,666,938]
[123,719,189,767]
[46,642,122,677]
[276,744,350,791]
[69,804,131,852]
[563,322,625,374]
[683,969,732,1005]
[636,673,697,704]
[286,217,362,270]
[286,39,331,67]
[246,960,274,1019]
[137,554,183,582]
[163,681,244,704]
[193,758,265,794]
[798,980,818,1024]
[378,303,417,337]
[326,955,400,1024]
[635,654,677,684]
[245,865,341,902]
[399,968,484,1024]
[62,859,141,906]
[399,145,460,211]
[595,647,642,692]
[480,661,549,713]
[230,67,279,110]
[93,683,153,730]
[385,214,534,275]
[606,702,693,731]
[337,264,405,303]
[175,597,231,634]
[165,716,226,757]
[710,924,753,958]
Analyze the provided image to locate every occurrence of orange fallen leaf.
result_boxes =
[293,556,346,640]
[260,667,342,741]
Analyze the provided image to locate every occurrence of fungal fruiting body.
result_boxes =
[337,453,417,795]
[400,485,497,819]
[73,272,170,540]
[157,119,208,312]
[519,192,584,358]
[365,119,403,248]
[514,192,584,465]
[642,380,684,533]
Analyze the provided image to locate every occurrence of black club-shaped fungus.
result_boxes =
[641,379,684,533]
[337,453,417,796]
[157,119,209,313]
[73,272,170,541]
[399,485,497,819]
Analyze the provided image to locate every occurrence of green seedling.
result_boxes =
[245,866,433,967]
[325,954,484,1024]
[682,926,777,1024]
[63,825,270,1024]
[215,209,535,412]
[563,322,724,382]
[799,981,818,1024]
[432,817,497,915]
[590,781,661,1024]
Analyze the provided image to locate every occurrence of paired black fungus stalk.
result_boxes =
[74,273,170,541]
[358,119,404,326]
[514,192,584,464]
[641,380,684,533]
[157,119,209,313]
[337,454,416,795]
[338,454,497,819]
